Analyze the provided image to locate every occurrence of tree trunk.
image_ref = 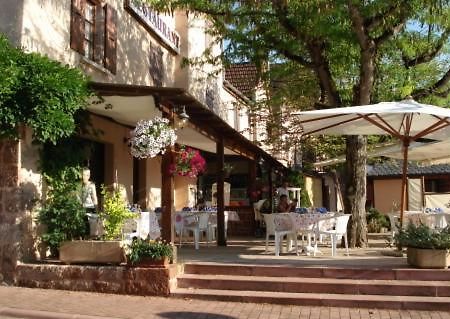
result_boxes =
[344,135,368,248]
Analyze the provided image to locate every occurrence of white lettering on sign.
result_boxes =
[125,0,180,54]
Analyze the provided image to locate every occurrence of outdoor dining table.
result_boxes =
[274,212,335,255]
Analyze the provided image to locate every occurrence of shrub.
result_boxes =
[127,238,173,264]
[37,167,87,256]
[395,223,450,250]
[100,186,137,240]
[366,208,390,233]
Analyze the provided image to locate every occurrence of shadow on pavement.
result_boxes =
[158,312,237,319]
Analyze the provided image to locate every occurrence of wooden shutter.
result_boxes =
[93,3,105,64]
[70,0,85,54]
[104,4,117,74]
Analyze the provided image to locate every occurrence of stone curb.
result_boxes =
[0,307,120,319]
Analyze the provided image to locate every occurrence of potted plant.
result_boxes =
[169,145,206,178]
[129,117,177,159]
[59,185,136,264]
[394,223,450,269]
[126,238,173,268]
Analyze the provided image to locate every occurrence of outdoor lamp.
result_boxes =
[176,105,189,129]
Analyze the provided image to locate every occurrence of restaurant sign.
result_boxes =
[125,0,180,54]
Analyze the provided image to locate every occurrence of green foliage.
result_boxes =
[395,223,450,250]
[366,208,390,233]
[37,167,87,255]
[0,34,91,144]
[127,238,173,264]
[100,186,137,240]
[37,137,94,255]
[286,169,312,207]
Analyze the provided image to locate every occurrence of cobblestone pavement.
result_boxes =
[0,286,449,319]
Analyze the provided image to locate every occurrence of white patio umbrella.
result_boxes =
[383,139,450,163]
[295,98,450,223]
[313,139,450,167]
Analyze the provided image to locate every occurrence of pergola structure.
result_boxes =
[90,82,287,246]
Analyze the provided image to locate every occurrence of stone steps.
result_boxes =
[177,274,450,297]
[173,288,450,310]
[171,263,450,310]
[182,263,450,281]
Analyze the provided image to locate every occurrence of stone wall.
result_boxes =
[0,139,20,283]
[16,263,178,296]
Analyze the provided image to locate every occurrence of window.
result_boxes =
[84,1,95,60]
[70,0,117,74]
[424,178,450,193]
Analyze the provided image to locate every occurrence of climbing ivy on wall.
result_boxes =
[38,137,95,255]
[0,34,97,255]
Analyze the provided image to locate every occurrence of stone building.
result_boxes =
[0,0,286,283]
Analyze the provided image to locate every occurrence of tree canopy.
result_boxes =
[146,0,450,246]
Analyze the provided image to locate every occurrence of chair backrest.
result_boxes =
[387,213,399,233]
[253,200,266,221]
[198,212,210,230]
[334,214,350,234]
[122,218,138,234]
[262,213,275,235]
[148,211,161,239]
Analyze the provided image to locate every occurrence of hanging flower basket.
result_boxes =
[170,145,206,178]
[129,117,177,159]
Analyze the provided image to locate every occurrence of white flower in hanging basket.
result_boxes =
[129,117,177,159]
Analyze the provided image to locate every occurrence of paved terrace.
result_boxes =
[176,235,409,269]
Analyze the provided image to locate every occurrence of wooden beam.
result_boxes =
[161,110,175,243]
[216,136,226,246]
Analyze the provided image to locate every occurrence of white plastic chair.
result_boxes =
[290,213,320,254]
[180,212,211,250]
[273,213,298,256]
[207,212,229,241]
[122,217,139,245]
[208,213,218,241]
[314,214,350,257]
[387,213,400,242]
[253,199,266,222]
[147,211,161,239]
[262,214,275,252]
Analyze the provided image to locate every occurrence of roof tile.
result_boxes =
[367,160,450,177]
[225,63,259,99]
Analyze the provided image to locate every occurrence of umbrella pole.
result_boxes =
[399,139,410,227]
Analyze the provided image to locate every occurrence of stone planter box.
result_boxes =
[407,247,450,269]
[60,240,124,264]
[128,256,169,268]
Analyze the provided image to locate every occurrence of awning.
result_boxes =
[89,82,286,170]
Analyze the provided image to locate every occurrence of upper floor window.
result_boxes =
[70,0,117,74]
[84,1,96,60]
